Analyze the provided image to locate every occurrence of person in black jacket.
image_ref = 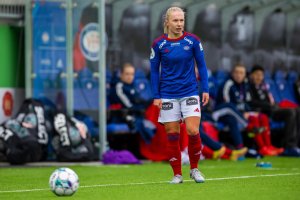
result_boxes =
[249,65,300,156]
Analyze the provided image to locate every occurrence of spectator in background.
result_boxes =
[216,64,284,156]
[248,65,300,156]
[110,63,147,110]
[109,63,156,144]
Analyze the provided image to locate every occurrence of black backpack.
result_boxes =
[52,111,94,161]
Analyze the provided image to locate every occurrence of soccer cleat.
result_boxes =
[268,146,284,154]
[170,174,183,184]
[230,147,248,161]
[190,168,205,183]
[259,146,277,156]
[212,146,226,160]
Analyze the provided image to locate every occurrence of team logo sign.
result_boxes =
[162,102,173,110]
[2,91,13,117]
[80,23,100,61]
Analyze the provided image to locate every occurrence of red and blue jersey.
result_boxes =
[150,31,209,99]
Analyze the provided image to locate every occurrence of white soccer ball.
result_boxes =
[49,167,79,196]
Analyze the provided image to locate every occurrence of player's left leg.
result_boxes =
[181,96,204,183]
[185,116,205,183]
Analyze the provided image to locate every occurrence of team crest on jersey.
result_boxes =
[150,48,155,59]
[184,46,190,50]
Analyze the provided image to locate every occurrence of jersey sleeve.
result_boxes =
[193,39,209,93]
[150,43,161,99]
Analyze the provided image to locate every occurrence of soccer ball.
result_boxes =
[49,167,79,196]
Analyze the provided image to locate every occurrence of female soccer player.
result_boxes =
[150,7,209,184]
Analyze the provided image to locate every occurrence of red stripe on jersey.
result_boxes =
[185,32,201,41]
[151,35,165,47]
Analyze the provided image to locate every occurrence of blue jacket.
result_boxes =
[110,79,146,110]
[216,77,251,112]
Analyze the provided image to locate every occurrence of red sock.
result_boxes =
[167,133,182,176]
[202,145,213,159]
[188,133,201,169]
[259,114,272,147]
[261,130,272,147]
[254,134,265,149]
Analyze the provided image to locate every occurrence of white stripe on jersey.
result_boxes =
[116,82,133,108]
[223,80,234,102]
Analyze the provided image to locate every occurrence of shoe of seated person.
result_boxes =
[190,168,205,183]
[230,147,248,161]
[268,146,284,154]
[170,174,183,184]
[280,148,300,157]
[212,146,226,160]
[259,146,277,156]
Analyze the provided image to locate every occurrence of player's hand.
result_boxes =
[202,92,209,106]
[153,99,162,109]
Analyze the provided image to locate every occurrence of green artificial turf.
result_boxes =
[0,157,299,200]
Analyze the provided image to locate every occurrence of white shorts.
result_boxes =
[158,95,201,123]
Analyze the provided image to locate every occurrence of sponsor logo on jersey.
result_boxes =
[184,45,190,50]
[194,108,200,112]
[171,42,180,46]
[186,97,198,106]
[199,42,203,51]
[162,102,173,110]
[184,37,193,45]
[159,40,166,49]
[80,23,100,61]
[150,48,155,59]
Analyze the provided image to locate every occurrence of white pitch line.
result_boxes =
[0,173,299,194]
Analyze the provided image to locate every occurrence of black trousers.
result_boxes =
[270,107,300,148]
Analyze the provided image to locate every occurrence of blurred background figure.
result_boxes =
[248,65,300,157]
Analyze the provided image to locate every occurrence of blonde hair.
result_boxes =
[163,7,185,34]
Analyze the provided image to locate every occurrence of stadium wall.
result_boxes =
[0,25,25,123]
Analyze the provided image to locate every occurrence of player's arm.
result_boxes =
[150,44,162,109]
[193,39,209,106]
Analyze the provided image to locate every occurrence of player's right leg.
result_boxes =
[159,99,182,184]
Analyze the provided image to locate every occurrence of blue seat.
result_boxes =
[135,68,147,79]
[134,68,153,104]
[264,77,282,103]
[107,123,130,134]
[207,70,218,99]
[74,67,99,110]
[287,71,298,84]
[274,70,297,103]
[134,78,153,103]
[213,70,230,88]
